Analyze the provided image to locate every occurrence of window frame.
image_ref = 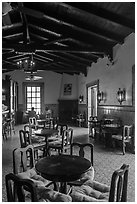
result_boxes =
[22,82,44,113]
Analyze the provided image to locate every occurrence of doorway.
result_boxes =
[87,80,98,120]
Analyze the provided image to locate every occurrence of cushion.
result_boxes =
[70,180,110,202]
[48,135,60,142]
[80,166,94,182]
[84,179,110,193]
[17,167,49,187]
[112,135,122,140]
[37,186,72,202]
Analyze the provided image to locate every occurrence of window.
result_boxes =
[23,83,44,114]
[26,86,41,114]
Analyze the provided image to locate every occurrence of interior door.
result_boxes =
[88,85,97,119]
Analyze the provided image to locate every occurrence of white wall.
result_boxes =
[78,33,135,106]
[59,73,78,100]
[2,70,78,105]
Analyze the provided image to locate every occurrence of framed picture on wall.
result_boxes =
[64,84,72,95]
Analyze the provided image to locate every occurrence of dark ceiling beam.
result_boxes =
[2,42,110,54]
[2,50,15,58]
[13,56,30,62]
[38,51,88,68]
[37,50,98,65]
[42,14,117,45]
[57,52,93,64]
[18,2,30,44]
[29,32,48,43]
[2,22,23,36]
[33,56,49,63]
[67,38,94,48]
[56,62,87,75]
[7,54,28,60]
[65,2,135,30]
[51,63,87,75]
[34,53,53,62]
[43,2,125,42]
[19,6,116,47]
[3,33,23,43]
[27,2,124,43]
[3,59,17,66]
[26,16,113,57]
[29,23,61,38]
[73,52,99,61]
[55,52,91,66]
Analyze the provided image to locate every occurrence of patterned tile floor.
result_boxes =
[2,125,135,202]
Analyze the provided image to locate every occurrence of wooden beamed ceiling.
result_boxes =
[2,2,135,75]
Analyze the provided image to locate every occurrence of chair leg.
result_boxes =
[122,142,126,155]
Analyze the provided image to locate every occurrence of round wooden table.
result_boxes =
[102,124,122,147]
[34,129,58,156]
[35,154,91,193]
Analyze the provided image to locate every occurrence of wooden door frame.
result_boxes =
[86,80,99,122]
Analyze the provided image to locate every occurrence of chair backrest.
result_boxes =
[19,130,31,148]
[109,164,129,202]
[70,142,94,166]
[123,125,132,140]
[55,123,68,135]
[77,114,85,120]
[29,117,37,127]
[62,128,73,148]
[13,145,35,174]
[5,173,38,202]
[24,124,30,132]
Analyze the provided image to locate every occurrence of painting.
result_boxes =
[64,84,72,95]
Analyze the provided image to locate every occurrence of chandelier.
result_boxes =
[17,59,35,70]
[17,54,35,71]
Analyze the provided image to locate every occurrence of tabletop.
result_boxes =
[35,154,91,182]
[34,129,58,137]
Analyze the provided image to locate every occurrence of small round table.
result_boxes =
[35,154,91,193]
[35,129,58,156]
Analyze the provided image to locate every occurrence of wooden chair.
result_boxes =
[29,117,44,134]
[68,142,94,186]
[19,130,46,160]
[48,128,73,155]
[5,173,38,202]
[109,164,129,201]
[77,114,85,127]
[112,125,133,155]
[70,164,129,202]
[47,123,68,143]
[54,123,68,135]
[13,145,56,190]
[5,173,72,202]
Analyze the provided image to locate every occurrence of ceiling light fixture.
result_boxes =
[17,54,35,71]
[25,74,43,81]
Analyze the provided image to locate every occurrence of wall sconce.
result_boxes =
[97,91,104,103]
[79,95,84,103]
[117,88,126,105]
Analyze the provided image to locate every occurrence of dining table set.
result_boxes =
[26,118,91,194]
[88,116,123,147]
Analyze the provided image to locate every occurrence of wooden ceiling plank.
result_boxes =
[29,23,61,38]
[40,51,88,68]
[2,22,23,36]
[34,54,53,62]
[19,6,117,45]
[57,52,93,64]
[64,2,135,30]
[2,41,111,55]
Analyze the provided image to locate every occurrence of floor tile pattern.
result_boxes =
[2,125,135,202]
